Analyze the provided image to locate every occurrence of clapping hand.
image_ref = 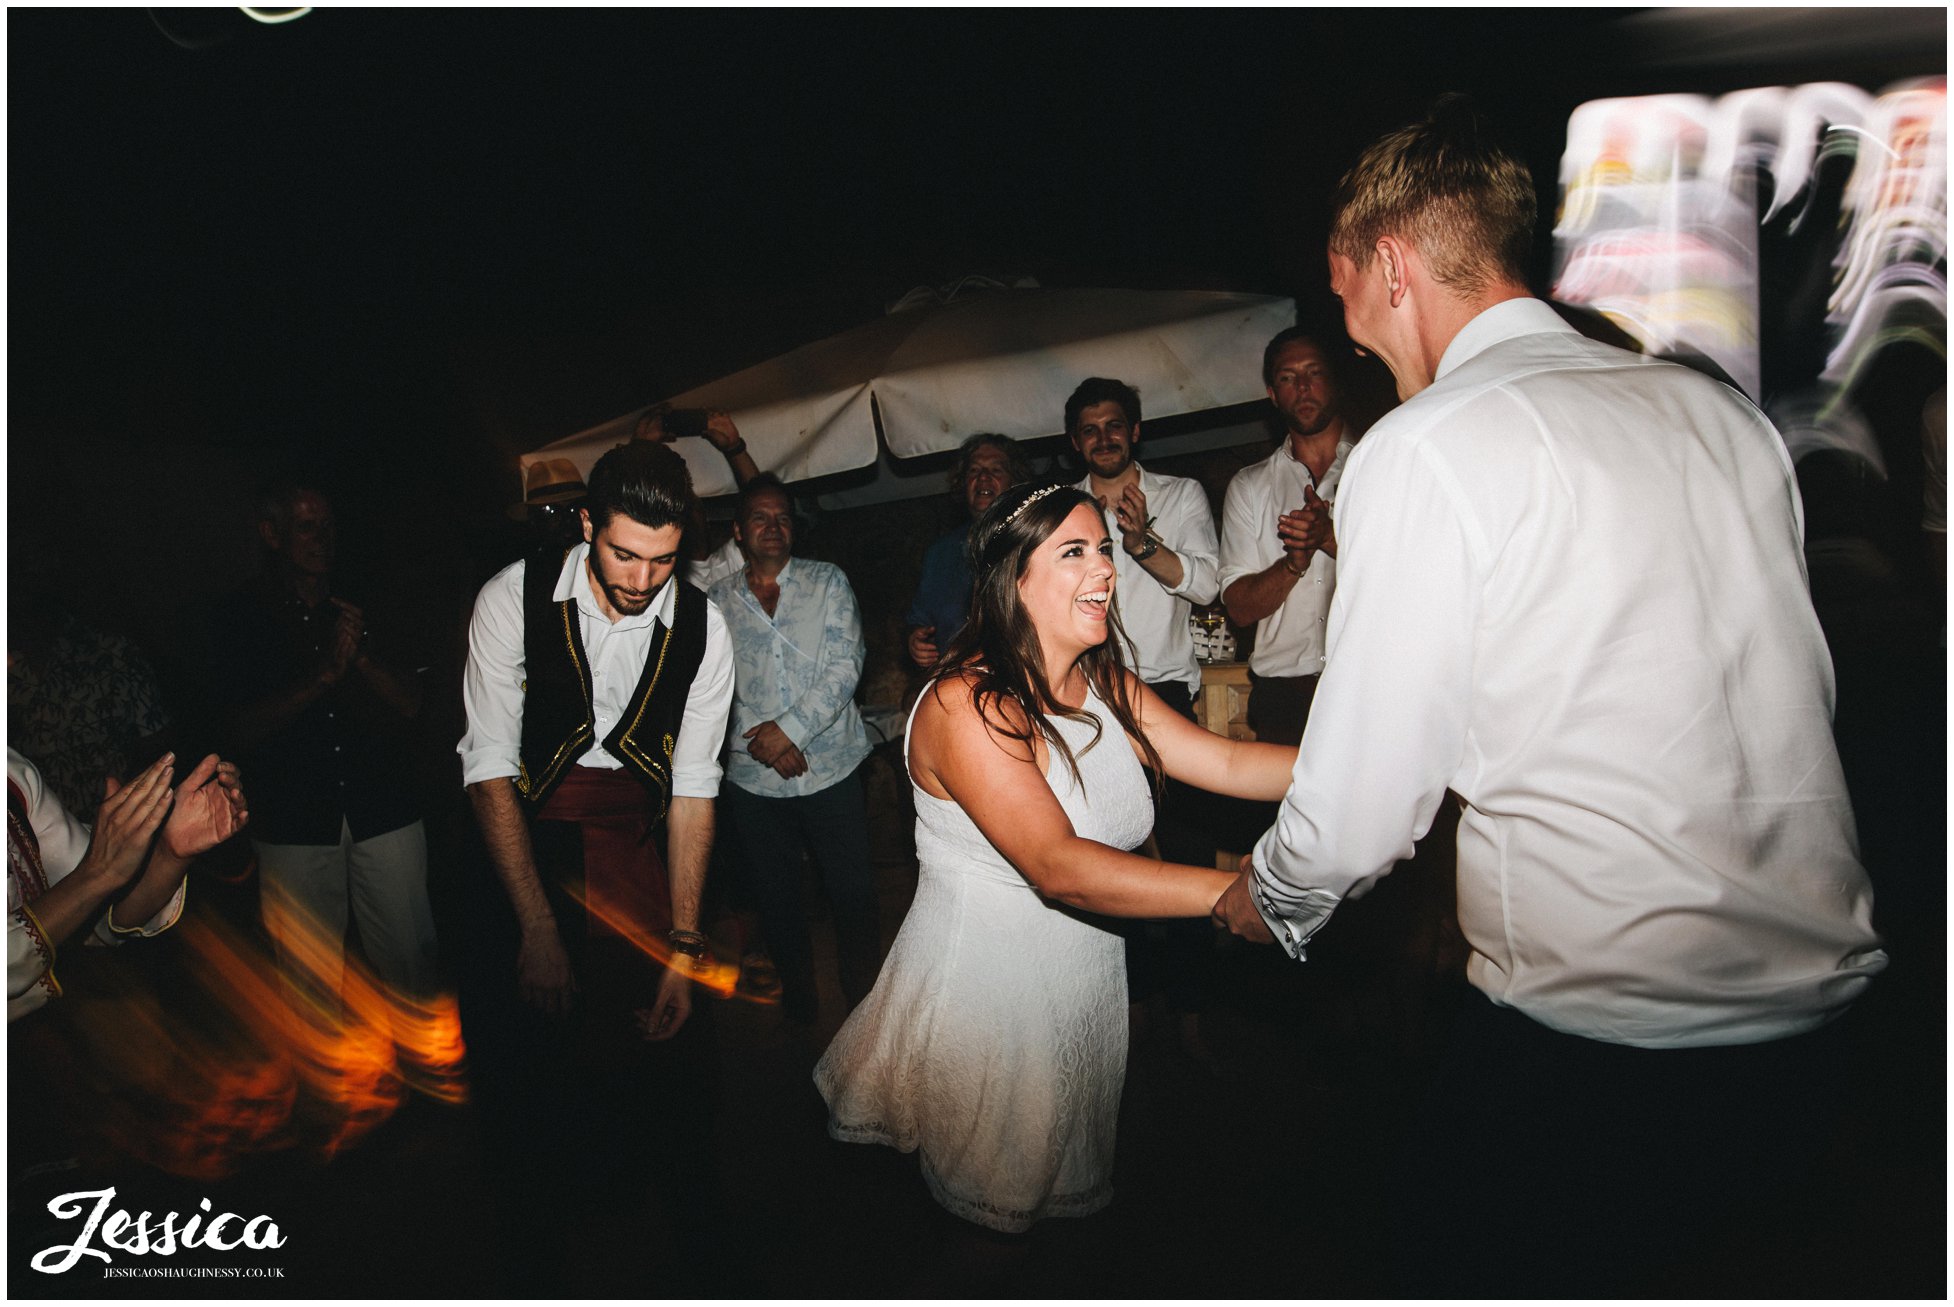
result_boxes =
[314,599,362,685]
[1275,510,1314,573]
[1275,486,1334,574]
[1291,485,1336,559]
[1109,481,1152,555]
[76,754,176,890]
[162,754,249,860]
[328,598,366,675]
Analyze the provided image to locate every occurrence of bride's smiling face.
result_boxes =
[1017,502,1117,653]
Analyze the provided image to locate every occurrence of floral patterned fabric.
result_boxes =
[707,559,871,799]
[8,618,170,819]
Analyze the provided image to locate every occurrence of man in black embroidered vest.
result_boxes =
[458,439,735,1290]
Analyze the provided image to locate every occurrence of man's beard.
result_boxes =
[603,583,655,615]
[1283,403,1339,438]
[591,557,659,615]
[1086,445,1131,476]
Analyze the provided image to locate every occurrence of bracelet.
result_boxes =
[666,929,710,959]
[1283,554,1307,578]
[716,438,747,459]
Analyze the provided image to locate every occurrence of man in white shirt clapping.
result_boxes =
[1066,377,1224,1055]
[1218,330,1356,747]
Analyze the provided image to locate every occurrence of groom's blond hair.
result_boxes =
[1329,93,1536,299]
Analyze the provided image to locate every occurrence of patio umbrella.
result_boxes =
[520,285,1296,498]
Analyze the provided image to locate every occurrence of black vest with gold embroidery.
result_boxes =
[517,546,709,820]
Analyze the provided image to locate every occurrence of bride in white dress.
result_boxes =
[815,483,1296,1233]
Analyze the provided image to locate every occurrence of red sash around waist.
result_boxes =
[535,766,670,941]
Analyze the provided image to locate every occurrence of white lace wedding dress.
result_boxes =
[814,682,1153,1233]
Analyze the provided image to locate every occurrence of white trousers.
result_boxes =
[256,818,438,1001]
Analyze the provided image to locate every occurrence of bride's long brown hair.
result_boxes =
[932,482,1163,790]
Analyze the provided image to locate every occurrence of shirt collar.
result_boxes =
[1276,435,1355,471]
[1435,297,1578,382]
[1074,462,1151,498]
[555,541,676,629]
[734,557,798,605]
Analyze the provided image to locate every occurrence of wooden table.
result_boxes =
[1195,661,1255,870]
[1195,660,1255,741]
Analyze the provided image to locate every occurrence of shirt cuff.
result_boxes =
[1216,563,1258,593]
[774,712,808,749]
[460,749,522,788]
[1248,848,1343,961]
[1163,562,1219,605]
[105,879,188,939]
[670,758,724,800]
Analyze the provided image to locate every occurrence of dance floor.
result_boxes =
[9,638,1943,1300]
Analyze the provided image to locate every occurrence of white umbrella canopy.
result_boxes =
[521,286,1296,499]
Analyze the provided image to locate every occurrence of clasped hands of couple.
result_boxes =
[1211,855,1277,945]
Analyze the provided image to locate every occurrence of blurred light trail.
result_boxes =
[1555,78,1946,472]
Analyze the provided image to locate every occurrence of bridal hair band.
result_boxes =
[977,484,1070,554]
[1004,483,1064,525]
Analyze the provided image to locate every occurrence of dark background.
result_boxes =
[10,6,1943,672]
[10,8,1941,461]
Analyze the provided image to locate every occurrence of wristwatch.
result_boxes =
[1131,532,1162,562]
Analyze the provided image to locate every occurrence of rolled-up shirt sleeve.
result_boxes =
[1249,435,1483,956]
[671,598,736,798]
[458,560,528,788]
[1217,467,1275,593]
[1160,477,1221,605]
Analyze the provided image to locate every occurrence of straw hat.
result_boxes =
[508,457,587,519]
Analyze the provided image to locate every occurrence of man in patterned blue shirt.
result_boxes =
[707,475,880,1023]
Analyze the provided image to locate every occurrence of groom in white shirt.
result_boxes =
[1213,95,1885,1296]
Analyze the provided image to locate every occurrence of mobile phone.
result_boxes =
[660,408,712,439]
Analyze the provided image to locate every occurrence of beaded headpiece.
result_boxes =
[1002,483,1063,527]
[982,483,1066,551]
